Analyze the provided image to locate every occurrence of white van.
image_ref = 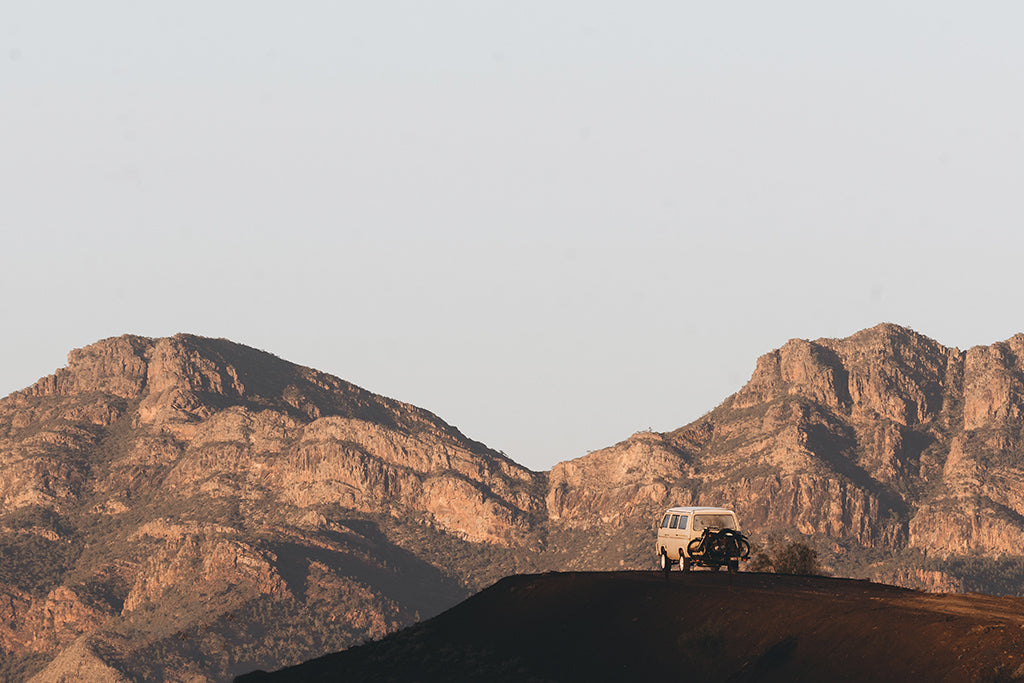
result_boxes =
[656,506,741,571]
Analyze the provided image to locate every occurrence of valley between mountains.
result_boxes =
[4,323,1024,680]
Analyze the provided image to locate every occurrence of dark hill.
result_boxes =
[238,571,1024,682]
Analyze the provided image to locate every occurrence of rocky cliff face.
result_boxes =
[5,335,541,542]
[0,334,542,681]
[550,324,1024,590]
[5,325,1024,680]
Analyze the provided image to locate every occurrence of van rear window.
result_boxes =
[693,514,735,530]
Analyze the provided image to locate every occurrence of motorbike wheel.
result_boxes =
[687,538,703,557]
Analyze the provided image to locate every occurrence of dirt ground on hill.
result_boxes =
[239,571,1024,682]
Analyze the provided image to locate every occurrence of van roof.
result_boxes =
[663,506,735,514]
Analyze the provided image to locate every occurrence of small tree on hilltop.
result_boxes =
[748,538,821,575]
[747,549,772,573]
[773,541,819,575]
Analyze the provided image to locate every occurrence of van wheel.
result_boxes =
[682,556,692,572]
[660,550,670,571]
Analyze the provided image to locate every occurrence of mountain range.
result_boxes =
[3,323,1024,680]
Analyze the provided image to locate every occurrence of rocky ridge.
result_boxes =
[0,334,541,681]
[556,324,1024,589]
[4,324,1024,679]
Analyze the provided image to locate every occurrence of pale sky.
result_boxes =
[3,2,1024,471]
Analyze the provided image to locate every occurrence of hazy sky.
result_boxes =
[3,2,1024,471]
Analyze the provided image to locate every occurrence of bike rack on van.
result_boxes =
[684,527,751,573]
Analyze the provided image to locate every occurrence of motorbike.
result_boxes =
[684,527,751,572]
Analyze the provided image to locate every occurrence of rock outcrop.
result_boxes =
[0,334,539,680]
[548,323,1024,591]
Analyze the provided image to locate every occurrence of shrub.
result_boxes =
[747,551,773,573]
[773,541,819,575]
[749,539,820,575]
